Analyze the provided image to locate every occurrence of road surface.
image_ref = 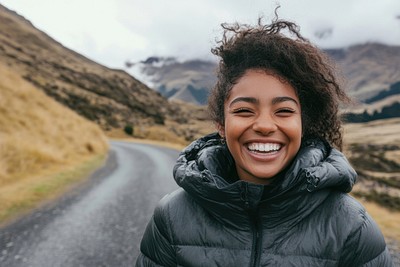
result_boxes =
[0,141,180,267]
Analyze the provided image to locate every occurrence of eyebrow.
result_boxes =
[229,97,258,107]
[229,96,299,107]
[271,96,299,106]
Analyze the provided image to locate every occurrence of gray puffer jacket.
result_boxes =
[136,133,393,266]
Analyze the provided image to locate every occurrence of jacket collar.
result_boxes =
[173,133,357,227]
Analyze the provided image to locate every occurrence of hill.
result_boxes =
[133,57,217,105]
[342,81,400,123]
[0,3,211,225]
[0,4,210,143]
[0,61,109,223]
[326,43,400,101]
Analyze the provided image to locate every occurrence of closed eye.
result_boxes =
[277,108,295,113]
[276,108,296,116]
[231,108,253,114]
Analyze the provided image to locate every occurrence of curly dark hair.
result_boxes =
[208,16,349,150]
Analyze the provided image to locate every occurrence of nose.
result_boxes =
[252,114,278,135]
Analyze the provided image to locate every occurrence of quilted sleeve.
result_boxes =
[135,198,176,267]
[339,211,393,267]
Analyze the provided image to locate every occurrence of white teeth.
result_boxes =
[248,143,281,152]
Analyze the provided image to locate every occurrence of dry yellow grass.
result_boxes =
[0,154,105,226]
[0,62,109,224]
[108,133,186,151]
[106,119,215,150]
[344,119,400,242]
[343,118,400,146]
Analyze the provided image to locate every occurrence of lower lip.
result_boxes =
[245,148,282,161]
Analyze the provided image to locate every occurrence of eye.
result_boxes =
[231,107,254,115]
[276,108,296,116]
[233,108,251,113]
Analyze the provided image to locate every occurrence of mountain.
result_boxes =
[134,57,217,105]
[365,81,400,104]
[2,2,398,141]
[136,44,400,110]
[0,4,209,142]
[325,43,400,102]
[342,80,400,122]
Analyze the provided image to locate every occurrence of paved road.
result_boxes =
[0,141,180,267]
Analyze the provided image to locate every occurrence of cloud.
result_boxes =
[1,0,399,69]
[117,0,400,60]
[278,0,400,48]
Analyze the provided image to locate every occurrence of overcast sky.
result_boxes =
[1,0,399,70]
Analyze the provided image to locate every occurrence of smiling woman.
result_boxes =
[135,13,394,267]
[220,70,302,184]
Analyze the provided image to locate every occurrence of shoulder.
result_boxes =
[155,188,197,216]
[158,188,192,207]
[141,188,193,244]
[323,192,382,240]
[319,192,367,225]
[137,189,196,266]
[153,188,201,231]
[325,193,392,265]
[330,193,366,221]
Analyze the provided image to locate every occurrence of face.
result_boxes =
[219,70,302,185]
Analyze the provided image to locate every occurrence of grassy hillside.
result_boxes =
[0,4,208,143]
[343,118,400,240]
[0,62,109,225]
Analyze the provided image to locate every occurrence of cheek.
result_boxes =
[285,118,303,143]
[223,121,239,140]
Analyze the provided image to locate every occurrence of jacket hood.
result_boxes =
[173,133,357,228]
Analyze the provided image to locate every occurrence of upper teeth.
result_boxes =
[248,143,281,152]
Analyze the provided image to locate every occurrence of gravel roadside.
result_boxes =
[388,238,400,266]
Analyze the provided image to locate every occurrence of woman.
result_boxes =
[136,17,393,266]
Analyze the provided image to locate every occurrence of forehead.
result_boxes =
[227,70,298,102]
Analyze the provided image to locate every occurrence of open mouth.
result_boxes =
[247,143,282,153]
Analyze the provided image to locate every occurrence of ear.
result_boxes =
[217,123,225,138]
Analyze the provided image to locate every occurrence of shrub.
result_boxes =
[124,124,134,136]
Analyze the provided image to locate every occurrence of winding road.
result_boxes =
[0,141,180,267]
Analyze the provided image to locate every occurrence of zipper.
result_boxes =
[249,209,262,267]
[241,183,262,267]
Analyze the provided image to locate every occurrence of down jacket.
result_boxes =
[136,133,393,266]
